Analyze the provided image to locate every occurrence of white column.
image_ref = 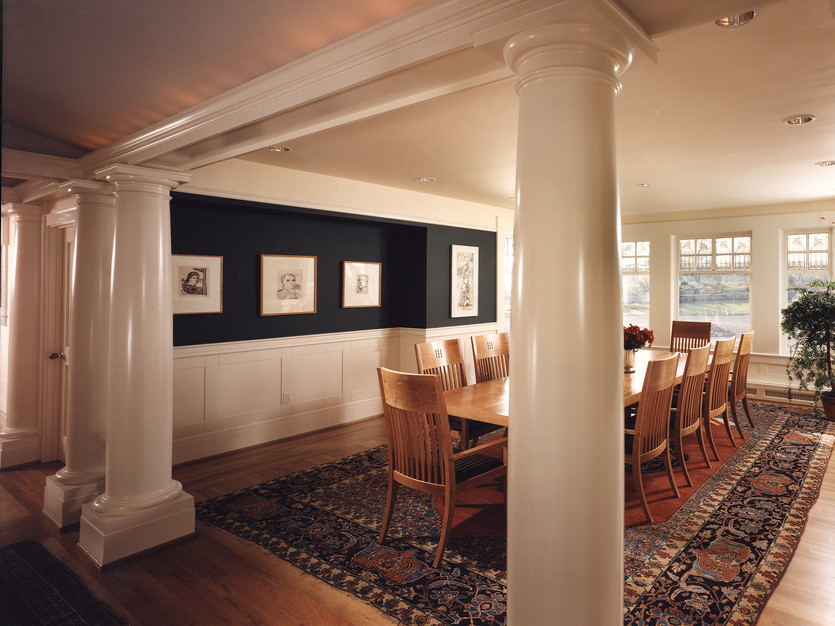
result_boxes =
[504,24,634,624]
[79,165,194,566]
[44,183,114,526]
[0,203,45,468]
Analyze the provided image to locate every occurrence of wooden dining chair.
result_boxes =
[471,333,510,383]
[702,337,736,459]
[376,367,508,568]
[670,344,711,487]
[415,339,502,450]
[624,352,680,524]
[729,331,755,430]
[670,320,712,353]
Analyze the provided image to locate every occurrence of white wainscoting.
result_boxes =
[172,323,499,464]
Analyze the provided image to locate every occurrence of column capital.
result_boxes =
[2,202,47,218]
[60,179,114,195]
[93,164,191,190]
[505,22,634,93]
[473,0,655,63]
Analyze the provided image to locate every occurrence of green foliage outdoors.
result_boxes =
[780,280,835,412]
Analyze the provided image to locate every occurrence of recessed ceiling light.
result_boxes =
[416,177,436,182]
[267,145,291,152]
[815,160,835,167]
[784,115,816,125]
[714,11,757,28]
[638,183,652,188]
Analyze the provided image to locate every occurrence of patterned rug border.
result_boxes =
[623,404,835,624]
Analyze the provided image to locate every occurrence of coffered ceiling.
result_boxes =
[3,0,834,217]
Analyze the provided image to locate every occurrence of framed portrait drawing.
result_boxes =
[342,261,381,308]
[261,254,317,315]
[172,255,223,314]
[451,245,478,318]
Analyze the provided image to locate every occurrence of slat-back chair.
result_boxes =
[471,333,510,383]
[625,353,680,524]
[670,320,712,353]
[376,367,508,568]
[415,339,502,449]
[670,344,711,487]
[729,331,755,430]
[703,337,736,458]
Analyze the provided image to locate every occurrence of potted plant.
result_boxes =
[623,324,654,373]
[780,279,835,419]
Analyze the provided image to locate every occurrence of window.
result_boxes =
[622,241,649,328]
[787,231,829,304]
[678,235,750,338]
[785,231,830,351]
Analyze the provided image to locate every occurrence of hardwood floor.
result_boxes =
[1,413,833,625]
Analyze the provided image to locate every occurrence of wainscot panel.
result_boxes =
[172,325,498,464]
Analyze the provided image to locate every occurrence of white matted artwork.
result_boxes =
[261,254,317,315]
[342,261,381,308]
[172,254,223,314]
[451,244,478,317]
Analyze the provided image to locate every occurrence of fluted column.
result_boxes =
[79,165,194,565]
[504,24,634,624]
[44,182,114,526]
[0,203,45,468]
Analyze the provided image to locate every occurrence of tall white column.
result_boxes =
[44,183,114,526]
[79,165,194,566]
[0,203,45,468]
[504,24,634,624]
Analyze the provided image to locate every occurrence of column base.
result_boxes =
[43,475,105,528]
[78,491,195,566]
[0,433,40,469]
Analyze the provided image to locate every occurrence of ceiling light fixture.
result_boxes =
[638,183,652,187]
[784,115,816,125]
[416,177,436,182]
[714,11,757,28]
[815,160,835,167]
[267,145,291,152]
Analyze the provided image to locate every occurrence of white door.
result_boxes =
[41,222,75,462]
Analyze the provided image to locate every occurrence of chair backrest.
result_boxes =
[634,353,679,455]
[704,337,735,415]
[415,339,468,390]
[471,333,510,382]
[377,367,453,486]
[670,320,712,353]
[730,331,754,399]
[675,343,711,431]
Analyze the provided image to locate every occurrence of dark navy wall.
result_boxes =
[170,193,496,346]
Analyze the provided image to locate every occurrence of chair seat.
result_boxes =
[454,453,504,482]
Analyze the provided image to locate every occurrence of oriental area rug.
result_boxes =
[195,402,834,625]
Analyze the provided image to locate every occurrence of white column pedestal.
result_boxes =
[44,474,107,527]
[0,434,41,468]
[79,492,195,566]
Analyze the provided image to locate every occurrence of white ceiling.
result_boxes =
[3,0,835,218]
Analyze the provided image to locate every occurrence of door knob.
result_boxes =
[48,352,65,360]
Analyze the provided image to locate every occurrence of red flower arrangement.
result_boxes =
[624,324,654,351]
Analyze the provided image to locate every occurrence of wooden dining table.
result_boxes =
[443,349,686,425]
